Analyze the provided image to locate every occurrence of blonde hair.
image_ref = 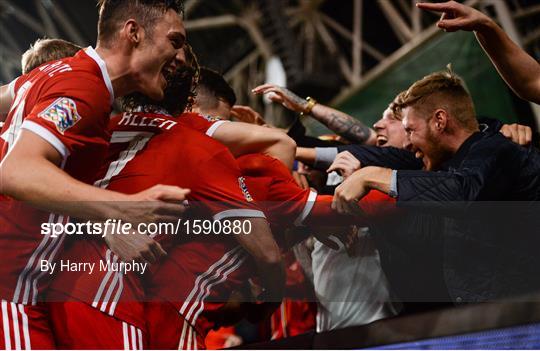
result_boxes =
[394,65,478,132]
[21,38,81,74]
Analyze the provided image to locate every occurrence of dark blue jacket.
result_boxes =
[342,125,540,304]
[397,131,540,302]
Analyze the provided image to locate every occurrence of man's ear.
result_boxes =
[433,109,448,132]
[123,19,142,46]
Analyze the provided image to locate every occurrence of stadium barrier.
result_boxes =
[239,293,540,349]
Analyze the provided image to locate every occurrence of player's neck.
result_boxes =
[95,46,136,98]
[192,107,217,117]
[131,104,172,116]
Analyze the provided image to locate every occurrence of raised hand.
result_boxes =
[417,1,491,32]
[252,84,309,113]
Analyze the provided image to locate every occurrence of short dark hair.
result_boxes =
[195,68,236,110]
[21,38,81,74]
[97,0,184,46]
[120,43,199,115]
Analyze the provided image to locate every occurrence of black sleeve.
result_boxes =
[395,135,515,203]
[477,117,503,133]
[396,169,485,202]
[337,144,423,170]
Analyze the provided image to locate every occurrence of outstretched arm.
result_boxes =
[253,84,376,144]
[332,166,393,215]
[212,121,297,170]
[418,1,540,104]
[310,103,377,145]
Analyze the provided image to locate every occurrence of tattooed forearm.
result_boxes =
[327,113,372,143]
[309,103,373,143]
[282,88,308,109]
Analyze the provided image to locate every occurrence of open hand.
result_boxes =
[417,1,491,32]
[252,84,309,113]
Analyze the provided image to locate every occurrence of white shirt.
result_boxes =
[311,228,399,332]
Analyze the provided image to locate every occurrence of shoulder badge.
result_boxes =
[38,97,81,134]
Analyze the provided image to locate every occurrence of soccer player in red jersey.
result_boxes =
[48,66,285,349]
[0,1,190,349]
[141,69,395,350]
[143,151,395,350]
[0,39,82,132]
[188,68,297,169]
[179,68,397,228]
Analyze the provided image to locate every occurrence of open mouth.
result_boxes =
[159,67,173,89]
[160,61,177,83]
[376,135,388,146]
[161,67,172,80]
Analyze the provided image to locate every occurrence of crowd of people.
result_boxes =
[0,0,538,349]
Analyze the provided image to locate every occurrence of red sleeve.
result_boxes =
[190,147,265,221]
[178,112,228,137]
[304,195,360,226]
[20,73,110,159]
[267,179,317,227]
[237,154,318,226]
[304,191,396,227]
[239,155,397,228]
[358,190,396,215]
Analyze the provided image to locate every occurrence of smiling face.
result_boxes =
[402,106,451,171]
[373,108,408,149]
[132,9,187,101]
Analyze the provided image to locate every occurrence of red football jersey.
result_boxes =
[237,154,317,227]
[49,111,264,330]
[176,115,355,227]
[177,112,228,136]
[147,155,315,341]
[176,115,319,226]
[148,114,395,340]
[238,153,396,228]
[0,47,113,305]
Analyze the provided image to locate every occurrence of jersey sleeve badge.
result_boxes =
[238,177,254,202]
[38,97,81,134]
